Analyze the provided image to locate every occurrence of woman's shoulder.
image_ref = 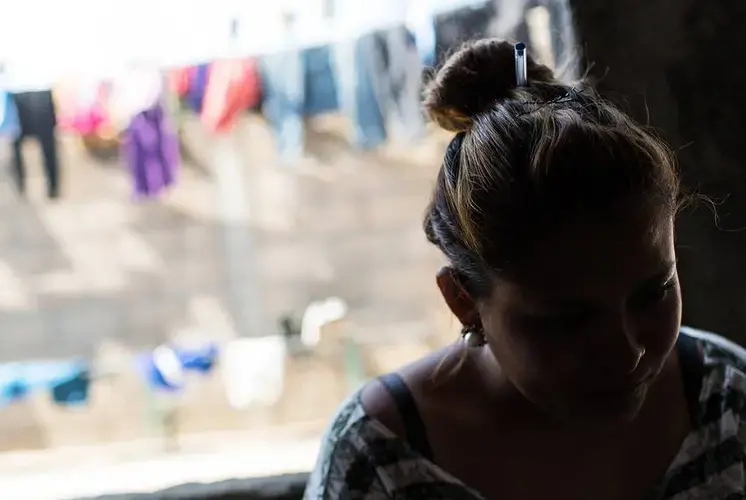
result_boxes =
[303,346,477,500]
[680,326,746,418]
[303,382,433,499]
[681,326,746,371]
[311,345,457,451]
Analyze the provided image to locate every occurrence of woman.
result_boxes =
[304,39,746,499]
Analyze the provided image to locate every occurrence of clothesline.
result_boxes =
[0,297,350,411]
[0,0,490,90]
[1,18,429,201]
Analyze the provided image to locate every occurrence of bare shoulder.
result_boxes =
[359,342,470,439]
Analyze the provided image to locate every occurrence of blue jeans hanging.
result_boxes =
[259,36,387,162]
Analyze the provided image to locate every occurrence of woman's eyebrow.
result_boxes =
[524,260,678,312]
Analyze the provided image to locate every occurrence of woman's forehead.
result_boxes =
[494,207,675,306]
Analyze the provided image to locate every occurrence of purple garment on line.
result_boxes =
[121,102,180,200]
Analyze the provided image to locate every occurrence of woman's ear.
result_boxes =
[436,266,481,328]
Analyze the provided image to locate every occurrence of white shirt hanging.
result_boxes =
[108,67,163,130]
[151,345,185,389]
[300,297,348,348]
[221,335,287,410]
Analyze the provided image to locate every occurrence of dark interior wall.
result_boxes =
[567,0,746,342]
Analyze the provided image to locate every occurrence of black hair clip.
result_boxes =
[516,88,578,117]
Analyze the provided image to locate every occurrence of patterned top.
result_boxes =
[303,327,746,499]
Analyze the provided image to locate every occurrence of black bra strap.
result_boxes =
[677,331,705,429]
[377,373,435,462]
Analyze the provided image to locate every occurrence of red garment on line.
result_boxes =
[201,59,261,134]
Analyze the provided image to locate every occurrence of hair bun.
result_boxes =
[423,39,556,132]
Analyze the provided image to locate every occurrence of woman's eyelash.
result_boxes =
[634,279,676,304]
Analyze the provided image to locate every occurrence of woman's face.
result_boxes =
[479,204,681,425]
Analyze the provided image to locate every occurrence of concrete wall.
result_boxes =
[0,114,453,452]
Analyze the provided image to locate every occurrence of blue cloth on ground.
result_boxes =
[138,343,218,392]
[0,360,89,407]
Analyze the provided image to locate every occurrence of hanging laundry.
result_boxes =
[304,47,340,116]
[279,315,300,341]
[11,90,61,199]
[53,79,111,136]
[300,297,348,347]
[1,372,28,404]
[120,101,180,200]
[221,335,286,410]
[259,35,388,162]
[54,78,119,156]
[370,26,427,142]
[168,67,193,98]
[406,0,438,67]
[138,342,218,392]
[108,67,164,133]
[185,64,211,114]
[0,89,20,139]
[201,58,261,134]
[51,369,90,406]
[140,345,185,391]
[407,0,493,67]
[258,52,305,162]
[0,360,90,407]
[433,1,497,65]
[178,343,218,371]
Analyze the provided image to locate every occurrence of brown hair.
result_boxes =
[422,39,682,298]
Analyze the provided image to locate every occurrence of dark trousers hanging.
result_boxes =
[10,91,60,199]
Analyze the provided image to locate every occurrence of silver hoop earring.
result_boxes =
[461,325,486,348]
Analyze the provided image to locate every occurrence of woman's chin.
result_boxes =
[576,382,650,426]
[543,382,650,430]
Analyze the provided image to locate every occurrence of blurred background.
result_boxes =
[0,0,742,498]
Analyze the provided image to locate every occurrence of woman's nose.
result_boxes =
[591,315,647,375]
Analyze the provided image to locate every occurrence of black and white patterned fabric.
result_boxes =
[304,327,746,499]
